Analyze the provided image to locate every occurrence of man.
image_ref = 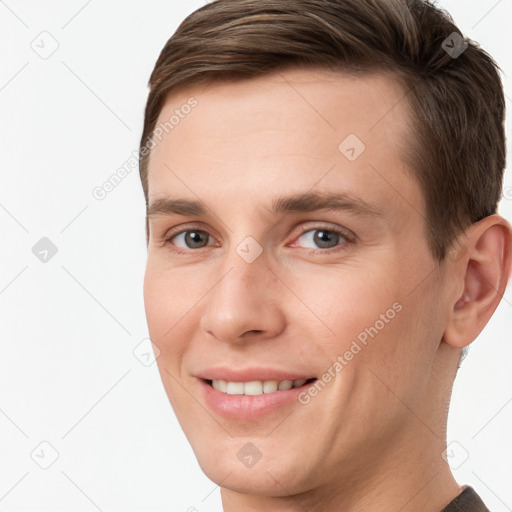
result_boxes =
[139,0,511,510]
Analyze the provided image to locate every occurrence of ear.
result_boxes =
[443,214,512,349]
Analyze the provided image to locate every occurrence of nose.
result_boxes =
[199,246,286,345]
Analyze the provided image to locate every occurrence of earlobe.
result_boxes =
[443,215,512,349]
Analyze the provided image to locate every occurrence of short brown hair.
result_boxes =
[139,0,505,261]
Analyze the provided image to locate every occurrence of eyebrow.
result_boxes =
[146,191,384,219]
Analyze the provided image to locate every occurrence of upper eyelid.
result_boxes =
[164,223,218,242]
[295,223,354,239]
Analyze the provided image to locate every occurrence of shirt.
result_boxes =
[441,486,490,511]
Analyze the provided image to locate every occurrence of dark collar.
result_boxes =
[441,486,490,512]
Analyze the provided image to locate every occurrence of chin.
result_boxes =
[190,438,314,497]
[201,460,305,497]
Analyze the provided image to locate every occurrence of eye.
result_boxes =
[165,228,215,251]
[162,224,354,254]
[293,226,352,252]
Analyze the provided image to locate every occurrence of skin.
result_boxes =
[143,68,512,511]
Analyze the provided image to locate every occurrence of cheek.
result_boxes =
[299,261,436,393]
[144,256,201,320]
[348,279,444,411]
[143,270,169,341]
[143,264,199,413]
[143,262,196,357]
[293,265,401,355]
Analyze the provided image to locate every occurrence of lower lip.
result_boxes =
[199,379,316,420]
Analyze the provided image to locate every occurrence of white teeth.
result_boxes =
[211,378,310,395]
[278,380,293,390]
[244,381,263,395]
[226,381,244,395]
[212,379,227,392]
[263,380,278,393]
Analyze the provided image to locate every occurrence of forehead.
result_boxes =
[146,68,423,222]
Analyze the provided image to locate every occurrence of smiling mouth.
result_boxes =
[205,378,317,396]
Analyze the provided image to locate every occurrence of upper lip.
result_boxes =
[196,367,316,382]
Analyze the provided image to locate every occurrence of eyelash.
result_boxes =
[162,224,355,255]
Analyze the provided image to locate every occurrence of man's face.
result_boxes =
[143,69,452,495]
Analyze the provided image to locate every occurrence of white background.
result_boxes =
[0,1,511,510]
